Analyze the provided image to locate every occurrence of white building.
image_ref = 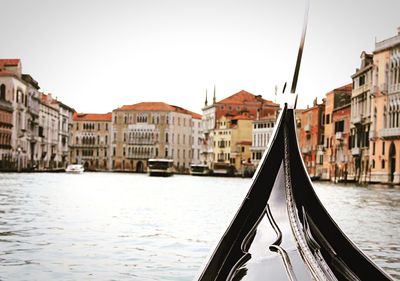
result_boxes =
[251,115,276,167]
[39,93,60,169]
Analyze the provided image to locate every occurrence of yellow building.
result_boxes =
[213,114,253,174]
[70,112,112,171]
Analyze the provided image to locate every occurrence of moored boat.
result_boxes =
[190,164,211,176]
[147,158,174,177]
[211,162,235,177]
[65,164,84,174]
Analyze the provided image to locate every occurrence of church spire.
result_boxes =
[205,89,208,106]
[213,84,216,104]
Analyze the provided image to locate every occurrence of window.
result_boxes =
[382,141,385,155]
[335,120,344,133]
[0,84,5,100]
[372,142,375,155]
[359,75,365,86]
[372,159,375,169]
[326,114,330,124]
[382,159,385,169]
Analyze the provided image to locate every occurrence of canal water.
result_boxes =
[0,173,399,281]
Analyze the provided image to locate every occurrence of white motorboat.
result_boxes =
[65,164,84,173]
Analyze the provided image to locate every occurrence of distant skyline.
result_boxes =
[2,0,399,114]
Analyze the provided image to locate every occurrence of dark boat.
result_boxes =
[196,3,394,281]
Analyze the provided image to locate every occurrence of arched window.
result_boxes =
[0,84,5,100]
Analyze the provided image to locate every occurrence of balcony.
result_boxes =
[352,83,371,97]
[304,124,310,132]
[351,147,360,156]
[301,146,311,154]
[379,127,400,139]
[389,84,400,94]
[369,130,377,139]
[335,131,343,141]
[352,114,363,125]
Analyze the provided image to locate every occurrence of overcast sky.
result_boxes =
[2,0,399,114]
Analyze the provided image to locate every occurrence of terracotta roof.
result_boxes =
[117,102,176,111]
[117,102,202,119]
[0,59,20,66]
[0,69,16,77]
[230,114,253,121]
[171,105,202,119]
[191,112,202,119]
[217,90,278,106]
[237,140,252,145]
[334,83,352,92]
[73,112,112,121]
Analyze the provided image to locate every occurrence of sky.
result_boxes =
[2,0,399,114]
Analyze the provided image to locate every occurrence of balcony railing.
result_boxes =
[301,146,311,154]
[304,124,310,132]
[351,147,360,155]
[352,114,363,125]
[379,127,400,139]
[389,84,400,94]
[369,130,377,139]
[335,131,343,141]
[352,83,371,97]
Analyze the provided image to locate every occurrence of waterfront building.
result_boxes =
[70,112,112,170]
[322,85,352,181]
[201,89,279,168]
[23,74,41,169]
[0,59,31,170]
[112,102,200,172]
[332,98,352,182]
[0,91,13,170]
[52,100,74,168]
[350,52,373,183]
[298,98,325,178]
[201,89,217,167]
[370,27,400,183]
[38,93,60,169]
[251,115,276,167]
[190,113,202,165]
[213,114,253,174]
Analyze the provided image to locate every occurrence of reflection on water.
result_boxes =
[0,173,399,280]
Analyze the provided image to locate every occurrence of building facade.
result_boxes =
[370,27,400,183]
[70,112,112,170]
[322,85,352,181]
[201,89,279,169]
[0,93,13,170]
[350,52,373,183]
[112,102,201,172]
[298,98,325,178]
[251,115,276,166]
[38,93,60,169]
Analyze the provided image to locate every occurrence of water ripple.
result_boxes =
[0,173,398,280]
